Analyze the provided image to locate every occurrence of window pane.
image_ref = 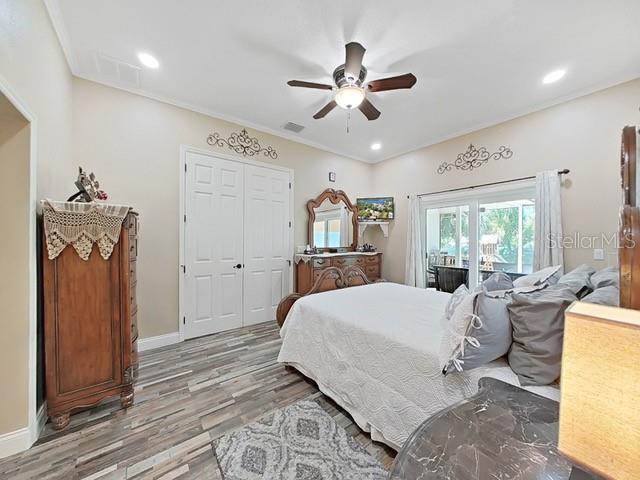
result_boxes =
[328,219,341,247]
[313,221,326,247]
[522,204,535,273]
[439,212,458,256]
[478,199,535,277]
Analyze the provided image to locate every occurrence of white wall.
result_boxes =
[371,79,640,283]
[72,78,372,338]
[0,0,74,449]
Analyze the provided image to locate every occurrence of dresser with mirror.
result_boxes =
[295,189,382,294]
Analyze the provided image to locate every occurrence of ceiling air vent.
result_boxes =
[283,122,305,133]
[92,51,141,88]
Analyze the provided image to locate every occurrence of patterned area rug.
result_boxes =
[213,400,387,479]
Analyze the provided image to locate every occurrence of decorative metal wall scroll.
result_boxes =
[206,128,278,159]
[437,144,513,174]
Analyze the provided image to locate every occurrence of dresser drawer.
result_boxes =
[365,265,380,278]
[331,256,364,268]
[365,255,380,265]
[312,257,330,268]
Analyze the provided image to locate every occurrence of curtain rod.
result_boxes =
[407,169,570,199]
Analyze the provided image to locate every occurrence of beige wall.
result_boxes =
[0,0,74,437]
[371,79,640,283]
[0,100,30,434]
[72,78,372,338]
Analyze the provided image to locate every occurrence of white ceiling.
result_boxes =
[48,0,640,163]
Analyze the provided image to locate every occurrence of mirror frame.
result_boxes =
[307,188,358,251]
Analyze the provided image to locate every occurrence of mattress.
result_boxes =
[277,282,559,450]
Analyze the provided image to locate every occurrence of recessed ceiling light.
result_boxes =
[371,142,382,151]
[542,69,566,85]
[138,52,159,69]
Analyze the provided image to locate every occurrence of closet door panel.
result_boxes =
[185,152,244,338]
[244,165,290,325]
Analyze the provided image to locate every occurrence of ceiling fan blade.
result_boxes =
[313,100,337,119]
[287,80,333,90]
[367,73,417,92]
[344,42,366,81]
[358,98,381,121]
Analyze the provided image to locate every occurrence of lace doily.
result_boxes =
[42,200,131,261]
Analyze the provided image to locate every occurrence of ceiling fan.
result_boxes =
[287,42,416,121]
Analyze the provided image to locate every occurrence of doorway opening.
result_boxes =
[0,90,39,454]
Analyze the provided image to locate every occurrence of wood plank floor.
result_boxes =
[0,322,395,479]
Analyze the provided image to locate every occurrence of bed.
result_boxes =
[277,280,559,450]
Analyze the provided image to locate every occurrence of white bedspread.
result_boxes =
[277,282,559,450]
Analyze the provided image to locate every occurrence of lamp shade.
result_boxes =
[334,85,365,109]
[559,302,640,479]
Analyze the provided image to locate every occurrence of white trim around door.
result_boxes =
[178,145,294,340]
[0,73,41,458]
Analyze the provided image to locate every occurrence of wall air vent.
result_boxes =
[283,122,305,133]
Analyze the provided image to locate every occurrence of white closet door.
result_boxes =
[184,151,244,338]
[243,164,291,325]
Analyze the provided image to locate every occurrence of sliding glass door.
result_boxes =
[422,182,535,291]
[424,201,478,290]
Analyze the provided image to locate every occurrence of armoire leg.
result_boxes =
[51,412,70,430]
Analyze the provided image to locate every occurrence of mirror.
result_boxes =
[307,189,358,250]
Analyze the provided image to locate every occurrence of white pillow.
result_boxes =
[439,291,480,372]
[512,265,562,288]
[441,284,470,324]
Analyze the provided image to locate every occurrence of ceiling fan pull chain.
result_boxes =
[347,111,350,134]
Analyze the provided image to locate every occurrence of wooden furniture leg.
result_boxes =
[51,412,70,430]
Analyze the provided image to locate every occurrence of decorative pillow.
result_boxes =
[439,291,479,372]
[442,281,548,374]
[507,286,577,386]
[589,267,619,290]
[442,290,511,374]
[481,272,514,293]
[441,284,470,323]
[582,285,619,307]
[556,264,596,298]
[512,265,562,288]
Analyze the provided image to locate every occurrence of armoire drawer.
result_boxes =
[129,260,137,285]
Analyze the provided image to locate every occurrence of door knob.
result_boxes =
[233,263,242,269]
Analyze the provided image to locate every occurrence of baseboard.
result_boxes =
[138,332,182,352]
[34,403,47,441]
[0,427,30,460]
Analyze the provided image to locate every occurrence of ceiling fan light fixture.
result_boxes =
[334,85,365,109]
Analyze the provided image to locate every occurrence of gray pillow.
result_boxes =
[507,286,577,386]
[442,291,512,373]
[589,267,619,289]
[481,272,514,293]
[556,264,596,298]
[512,265,562,288]
[442,282,548,374]
[582,285,619,306]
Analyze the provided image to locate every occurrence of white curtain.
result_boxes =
[534,170,564,271]
[405,195,426,287]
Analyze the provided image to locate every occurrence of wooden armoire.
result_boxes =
[43,211,139,429]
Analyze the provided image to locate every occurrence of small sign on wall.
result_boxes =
[329,172,336,182]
